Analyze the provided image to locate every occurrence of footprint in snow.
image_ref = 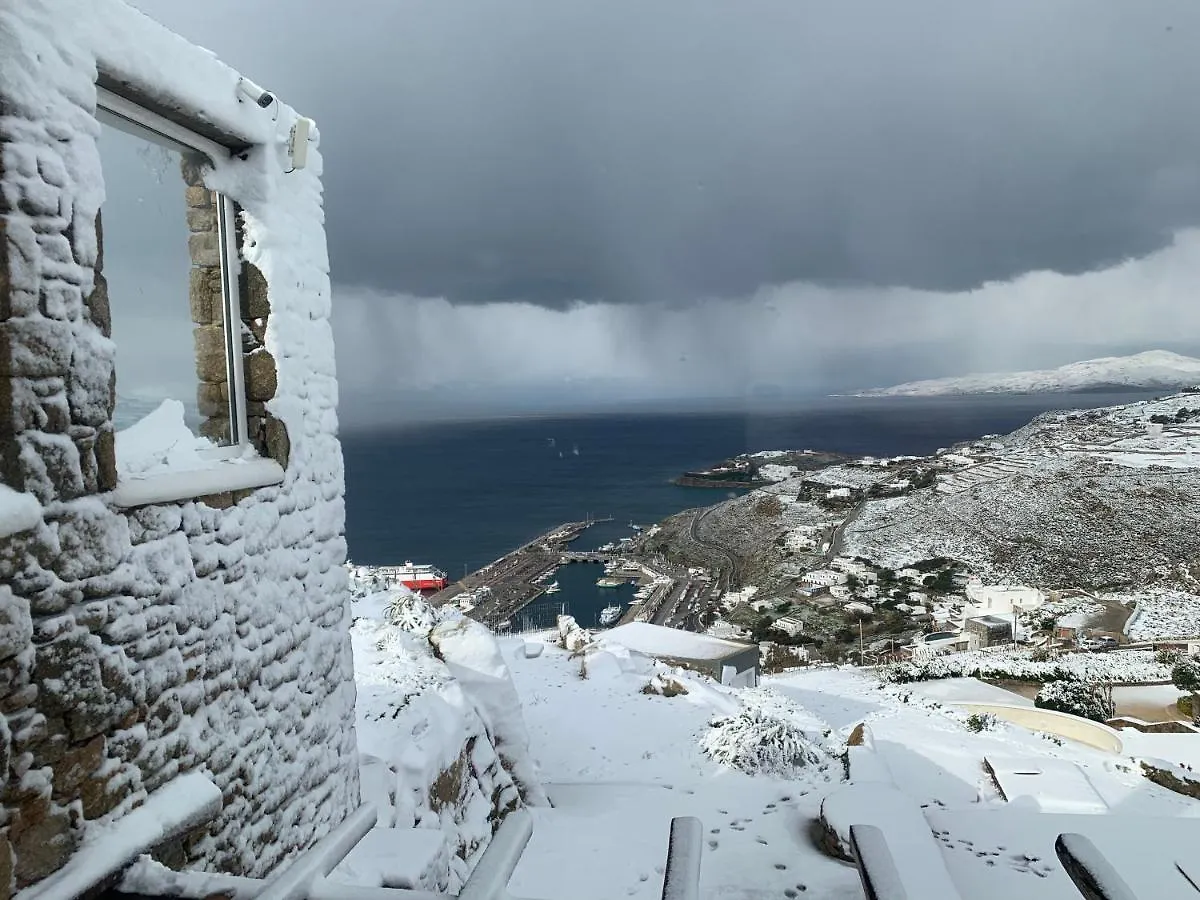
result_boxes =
[774,864,787,871]
[639,873,649,882]
[711,828,721,835]
[718,808,729,814]
[708,840,719,850]
[755,837,769,845]
[785,891,797,898]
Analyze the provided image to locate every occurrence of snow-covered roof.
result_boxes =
[601,622,756,661]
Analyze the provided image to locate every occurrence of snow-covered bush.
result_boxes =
[1157,648,1183,666]
[1035,680,1115,722]
[384,590,437,636]
[883,649,1168,685]
[1172,658,1200,693]
[555,614,591,652]
[701,691,838,777]
[965,713,997,732]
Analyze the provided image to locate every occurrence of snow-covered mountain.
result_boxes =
[853,350,1200,397]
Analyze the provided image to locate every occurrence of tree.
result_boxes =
[1035,680,1115,722]
[1173,658,1200,723]
[1172,658,1200,692]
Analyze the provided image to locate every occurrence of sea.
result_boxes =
[342,392,1157,626]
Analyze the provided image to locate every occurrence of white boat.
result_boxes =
[599,604,622,625]
[544,581,561,594]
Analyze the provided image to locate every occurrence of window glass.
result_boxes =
[96,120,233,447]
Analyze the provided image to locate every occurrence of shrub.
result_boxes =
[1035,680,1115,722]
[1173,658,1200,693]
[1030,645,1054,662]
[702,707,830,777]
[383,591,436,636]
[1157,648,1183,666]
[965,713,997,732]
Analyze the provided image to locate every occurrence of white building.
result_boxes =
[771,616,806,638]
[909,631,973,661]
[827,487,852,500]
[844,601,874,617]
[750,597,784,613]
[829,584,853,600]
[898,568,923,582]
[964,578,1046,615]
[802,569,849,587]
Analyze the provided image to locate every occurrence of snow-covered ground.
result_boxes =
[344,594,1200,899]
[854,349,1200,397]
[1120,588,1200,640]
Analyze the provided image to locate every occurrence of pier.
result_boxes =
[429,521,596,623]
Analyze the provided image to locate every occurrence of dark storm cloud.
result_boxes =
[135,0,1200,306]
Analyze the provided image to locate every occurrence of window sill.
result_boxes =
[111,456,284,509]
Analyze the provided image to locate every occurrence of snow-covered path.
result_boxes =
[504,638,862,900]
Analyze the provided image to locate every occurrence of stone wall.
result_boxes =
[0,3,359,896]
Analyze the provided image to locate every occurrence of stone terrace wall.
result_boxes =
[0,2,359,895]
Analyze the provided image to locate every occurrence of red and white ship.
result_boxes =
[379,561,448,591]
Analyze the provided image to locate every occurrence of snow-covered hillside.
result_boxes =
[338,592,1200,900]
[854,350,1200,397]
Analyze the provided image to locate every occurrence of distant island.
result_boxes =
[675,449,850,488]
[849,349,1200,397]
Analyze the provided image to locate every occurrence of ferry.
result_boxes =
[599,604,622,625]
[377,561,448,591]
[596,576,624,588]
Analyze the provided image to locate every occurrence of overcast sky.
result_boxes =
[124,0,1200,422]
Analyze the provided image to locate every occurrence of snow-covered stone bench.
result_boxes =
[820,784,963,900]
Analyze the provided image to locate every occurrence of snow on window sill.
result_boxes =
[111,456,284,509]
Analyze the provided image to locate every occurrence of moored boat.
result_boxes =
[376,561,448,591]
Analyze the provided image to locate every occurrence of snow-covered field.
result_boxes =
[344,594,1200,899]
[1120,589,1200,640]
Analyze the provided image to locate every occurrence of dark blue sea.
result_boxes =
[342,393,1157,581]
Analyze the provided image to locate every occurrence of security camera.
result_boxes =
[236,77,275,109]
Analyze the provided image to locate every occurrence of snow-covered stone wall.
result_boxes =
[0,1,359,894]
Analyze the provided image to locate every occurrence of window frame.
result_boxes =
[95,86,251,460]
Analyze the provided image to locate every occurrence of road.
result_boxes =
[825,499,868,563]
[689,505,740,589]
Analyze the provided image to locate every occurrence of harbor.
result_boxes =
[428,520,603,624]
[416,513,711,634]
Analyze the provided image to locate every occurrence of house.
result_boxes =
[908,591,930,605]
[603,623,759,687]
[964,615,1014,648]
[706,619,748,641]
[826,487,852,499]
[898,568,923,582]
[844,601,874,617]
[750,597,785,613]
[771,616,807,638]
[909,631,972,661]
[0,4,360,893]
[829,584,853,600]
[964,578,1046,614]
[802,568,849,587]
